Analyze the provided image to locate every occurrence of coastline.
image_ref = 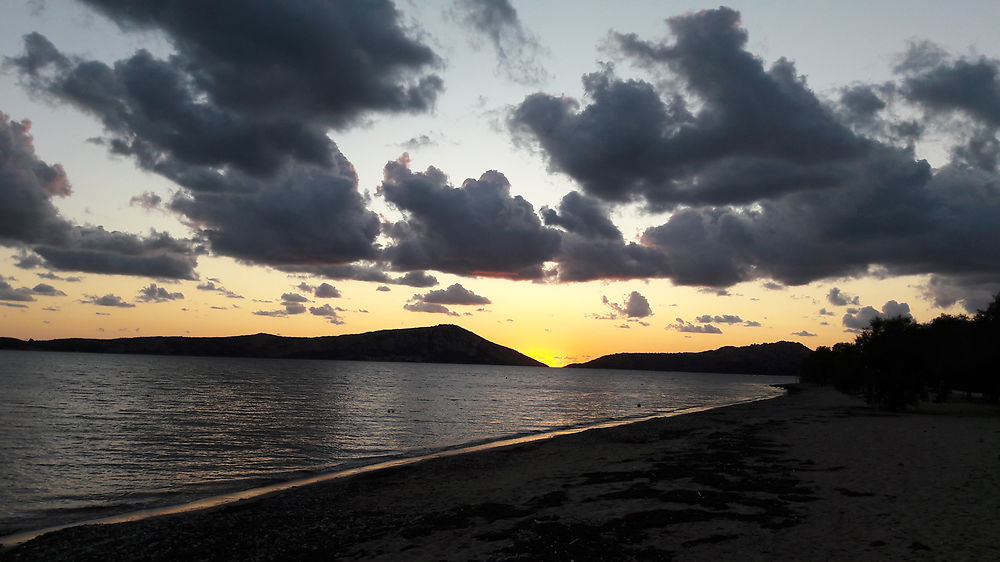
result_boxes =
[2,385,998,560]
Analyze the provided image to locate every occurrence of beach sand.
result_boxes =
[1,384,997,561]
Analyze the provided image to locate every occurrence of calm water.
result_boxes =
[0,350,794,534]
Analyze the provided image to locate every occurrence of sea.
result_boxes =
[0,350,795,536]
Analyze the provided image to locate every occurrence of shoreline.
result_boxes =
[2,384,998,560]
[0,393,778,549]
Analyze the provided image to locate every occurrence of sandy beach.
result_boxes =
[1,384,997,561]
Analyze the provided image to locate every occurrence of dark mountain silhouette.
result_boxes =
[565,341,812,376]
[0,324,547,367]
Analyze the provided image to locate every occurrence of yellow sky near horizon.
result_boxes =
[0,251,957,367]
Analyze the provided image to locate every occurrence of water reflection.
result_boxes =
[0,350,793,533]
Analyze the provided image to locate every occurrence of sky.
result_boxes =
[2,0,1000,367]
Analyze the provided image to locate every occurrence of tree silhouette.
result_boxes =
[801,292,1000,409]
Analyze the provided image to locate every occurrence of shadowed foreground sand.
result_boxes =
[2,385,997,561]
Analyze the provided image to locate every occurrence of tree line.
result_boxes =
[802,293,1000,410]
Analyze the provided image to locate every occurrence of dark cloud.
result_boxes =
[827,287,860,306]
[0,114,200,279]
[743,320,762,327]
[254,295,307,317]
[391,271,439,287]
[129,191,162,210]
[196,280,243,299]
[695,314,742,324]
[898,47,1000,126]
[31,283,65,296]
[137,283,183,302]
[376,285,391,292]
[276,264,392,284]
[166,157,381,267]
[506,7,1000,302]
[452,0,548,84]
[842,300,913,331]
[34,226,199,280]
[0,279,35,302]
[667,318,722,334]
[82,293,135,308]
[14,253,46,269]
[0,114,72,246]
[601,291,652,319]
[11,0,438,270]
[74,0,443,125]
[36,271,82,282]
[415,283,491,305]
[921,274,996,313]
[402,301,458,316]
[536,191,667,282]
[819,308,835,316]
[840,85,887,121]
[401,134,435,150]
[511,7,868,208]
[1,302,29,309]
[309,303,345,324]
[314,282,341,298]
[252,309,286,318]
[541,191,621,240]
[792,330,817,337]
[380,155,560,279]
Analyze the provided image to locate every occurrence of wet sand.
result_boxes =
[1,384,997,561]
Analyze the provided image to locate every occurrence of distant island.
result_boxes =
[0,324,546,368]
[564,341,812,377]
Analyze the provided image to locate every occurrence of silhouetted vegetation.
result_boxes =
[802,293,1000,409]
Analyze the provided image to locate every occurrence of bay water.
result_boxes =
[0,350,795,535]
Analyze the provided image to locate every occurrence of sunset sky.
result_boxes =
[2,0,1000,366]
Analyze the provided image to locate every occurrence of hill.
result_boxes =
[0,325,547,367]
[564,341,812,376]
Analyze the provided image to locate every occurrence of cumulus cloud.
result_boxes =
[254,292,312,317]
[506,7,1000,303]
[196,280,243,299]
[129,191,162,210]
[380,155,560,279]
[0,114,71,246]
[452,0,548,84]
[314,282,341,298]
[31,283,65,296]
[792,330,818,337]
[403,301,459,316]
[11,0,443,271]
[843,300,913,331]
[1,114,199,280]
[391,271,439,287]
[599,291,653,320]
[416,283,491,305]
[14,253,45,269]
[0,279,35,302]
[137,283,184,303]
[667,318,722,334]
[82,293,135,308]
[827,287,860,306]
[695,314,742,324]
[309,303,345,324]
[376,285,391,292]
